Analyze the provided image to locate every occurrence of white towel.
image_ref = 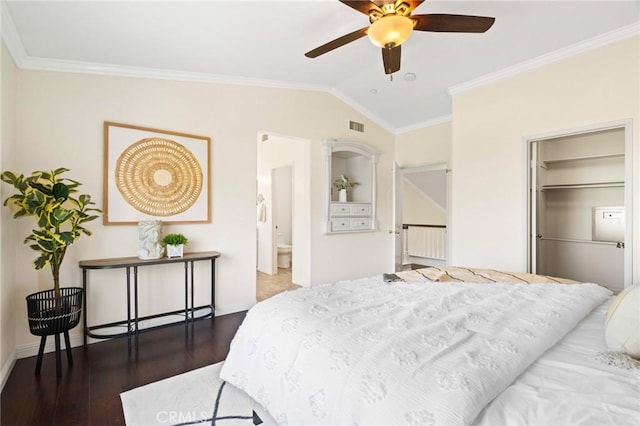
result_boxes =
[257,201,266,223]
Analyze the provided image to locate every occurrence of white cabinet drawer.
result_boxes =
[350,218,371,230]
[330,203,350,216]
[330,202,371,216]
[350,204,371,216]
[331,220,351,231]
[330,219,372,232]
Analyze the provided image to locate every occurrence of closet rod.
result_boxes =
[541,181,624,190]
[540,237,619,246]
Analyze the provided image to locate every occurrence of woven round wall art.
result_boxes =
[115,137,203,217]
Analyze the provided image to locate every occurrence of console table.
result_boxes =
[79,251,220,351]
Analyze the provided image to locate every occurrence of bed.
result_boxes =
[220,267,640,425]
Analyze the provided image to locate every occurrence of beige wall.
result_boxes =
[451,36,639,283]
[4,67,394,357]
[402,180,446,225]
[1,42,18,386]
[395,120,452,168]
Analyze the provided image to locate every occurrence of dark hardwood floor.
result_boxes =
[1,312,246,425]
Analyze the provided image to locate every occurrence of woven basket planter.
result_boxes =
[26,287,83,337]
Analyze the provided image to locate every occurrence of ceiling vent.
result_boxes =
[349,120,364,133]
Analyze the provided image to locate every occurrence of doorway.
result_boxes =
[526,120,632,292]
[393,163,450,272]
[256,132,311,299]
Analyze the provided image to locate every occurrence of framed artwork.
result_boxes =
[103,122,211,225]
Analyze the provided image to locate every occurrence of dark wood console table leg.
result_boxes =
[184,262,188,329]
[82,268,88,347]
[126,266,131,353]
[211,257,216,317]
[190,260,195,324]
[134,266,139,351]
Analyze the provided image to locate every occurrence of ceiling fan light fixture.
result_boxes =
[367,15,413,48]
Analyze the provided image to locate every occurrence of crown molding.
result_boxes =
[0,2,329,92]
[395,115,452,135]
[19,55,330,92]
[4,0,636,135]
[329,88,396,134]
[1,1,27,65]
[449,22,640,96]
[1,2,396,132]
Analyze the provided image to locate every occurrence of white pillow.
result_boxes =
[605,285,640,359]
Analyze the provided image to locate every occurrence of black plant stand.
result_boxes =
[26,287,83,378]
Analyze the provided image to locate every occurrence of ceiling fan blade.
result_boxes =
[381,45,401,75]
[339,0,381,16]
[305,26,369,58]
[412,14,495,33]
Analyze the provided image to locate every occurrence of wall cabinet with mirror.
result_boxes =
[324,139,379,234]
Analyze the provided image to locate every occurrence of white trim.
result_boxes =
[21,55,331,91]
[0,2,394,133]
[3,1,637,134]
[13,307,252,361]
[215,302,255,317]
[449,23,640,96]
[399,162,448,174]
[0,1,27,65]
[0,2,328,90]
[16,333,85,359]
[0,351,16,391]
[395,115,452,134]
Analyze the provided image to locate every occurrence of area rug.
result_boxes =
[120,362,257,425]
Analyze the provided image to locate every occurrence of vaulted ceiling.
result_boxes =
[3,1,639,133]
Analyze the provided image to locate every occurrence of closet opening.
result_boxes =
[525,121,632,292]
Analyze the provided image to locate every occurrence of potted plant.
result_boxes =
[1,168,101,376]
[162,233,188,258]
[333,174,360,202]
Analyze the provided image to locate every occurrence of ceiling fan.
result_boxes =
[305,0,495,75]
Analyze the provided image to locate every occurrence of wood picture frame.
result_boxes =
[103,122,211,225]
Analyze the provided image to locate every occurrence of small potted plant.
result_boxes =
[333,174,359,202]
[162,233,188,258]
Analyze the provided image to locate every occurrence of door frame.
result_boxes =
[392,162,451,271]
[523,119,633,288]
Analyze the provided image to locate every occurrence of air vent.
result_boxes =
[349,120,364,132]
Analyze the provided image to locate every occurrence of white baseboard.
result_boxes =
[15,305,252,360]
[11,303,252,364]
[15,332,87,359]
[215,302,255,316]
[1,351,17,392]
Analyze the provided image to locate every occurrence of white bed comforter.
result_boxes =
[474,299,640,426]
[220,278,611,425]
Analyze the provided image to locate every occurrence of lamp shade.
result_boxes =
[368,15,414,48]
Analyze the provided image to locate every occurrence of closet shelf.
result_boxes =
[542,152,624,166]
[541,181,624,190]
